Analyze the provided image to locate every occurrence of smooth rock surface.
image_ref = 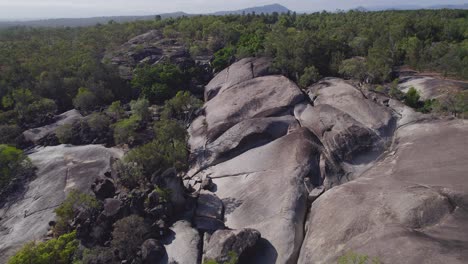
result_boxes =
[198,129,321,264]
[398,76,468,100]
[23,109,83,144]
[298,119,468,264]
[0,145,123,263]
[203,228,261,263]
[163,220,201,264]
[205,57,273,101]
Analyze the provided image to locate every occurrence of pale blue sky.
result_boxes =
[0,0,466,20]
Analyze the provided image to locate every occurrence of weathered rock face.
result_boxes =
[186,58,468,264]
[163,220,201,264]
[398,76,468,100]
[104,30,195,79]
[203,228,261,263]
[298,119,468,264]
[22,109,83,144]
[0,145,123,263]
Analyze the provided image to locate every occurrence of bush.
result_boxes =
[86,113,111,136]
[131,63,186,104]
[73,88,98,113]
[338,251,380,264]
[0,124,22,145]
[121,119,188,181]
[19,98,57,126]
[130,98,150,121]
[212,47,235,72]
[55,124,74,144]
[339,57,368,82]
[299,66,321,88]
[0,145,32,192]
[54,190,100,236]
[111,215,150,259]
[8,231,78,264]
[113,160,145,189]
[203,251,239,264]
[404,87,421,108]
[161,91,202,125]
[106,101,125,120]
[112,115,141,145]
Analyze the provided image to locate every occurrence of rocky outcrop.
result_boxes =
[298,119,468,264]
[203,228,261,263]
[186,58,468,264]
[0,145,123,263]
[104,30,195,79]
[22,109,83,144]
[398,76,468,100]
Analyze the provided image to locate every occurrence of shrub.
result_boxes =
[203,251,239,264]
[339,57,369,82]
[111,215,150,259]
[54,190,100,236]
[19,98,57,126]
[73,88,98,113]
[112,115,141,145]
[0,145,32,192]
[113,160,145,189]
[212,47,235,72]
[0,124,22,145]
[338,251,380,264]
[404,87,421,108]
[130,98,150,121]
[55,124,74,144]
[299,66,321,88]
[161,91,202,125]
[86,113,111,136]
[8,231,78,264]
[107,101,125,120]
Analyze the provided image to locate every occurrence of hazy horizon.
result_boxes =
[0,0,466,20]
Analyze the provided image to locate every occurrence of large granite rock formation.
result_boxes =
[298,119,468,264]
[186,58,468,264]
[104,30,196,79]
[0,145,123,263]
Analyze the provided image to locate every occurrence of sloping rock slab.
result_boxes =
[23,109,83,144]
[205,57,273,101]
[298,119,468,264]
[198,129,321,264]
[0,145,123,263]
[307,78,394,135]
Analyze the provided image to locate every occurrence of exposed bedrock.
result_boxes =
[187,58,468,264]
[0,145,123,263]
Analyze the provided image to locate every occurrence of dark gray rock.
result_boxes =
[203,228,261,263]
[141,239,165,264]
[92,178,116,200]
[103,198,122,218]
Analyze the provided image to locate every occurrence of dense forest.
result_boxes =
[0,9,467,264]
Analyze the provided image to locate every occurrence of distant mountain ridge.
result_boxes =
[354,3,468,11]
[213,3,290,15]
[0,4,290,28]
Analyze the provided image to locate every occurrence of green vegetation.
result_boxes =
[0,144,32,192]
[131,63,187,104]
[203,251,239,264]
[404,87,421,108]
[111,215,150,259]
[55,124,74,144]
[54,190,100,236]
[112,115,141,145]
[7,231,78,264]
[338,251,381,264]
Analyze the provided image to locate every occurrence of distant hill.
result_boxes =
[0,12,190,28]
[213,4,290,15]
[355,3,468,11]
[0,4,290,28]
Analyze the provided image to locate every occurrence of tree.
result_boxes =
[107,101,125,120]
[7,231,78,264]
[404,87,421,108]
[72,87,98,113]
[0,145,32,192]
[299,66,321,88]
[212,47,235,72]
[111,215,150,260]
[161,91,202,125]
[339,58,368,82]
